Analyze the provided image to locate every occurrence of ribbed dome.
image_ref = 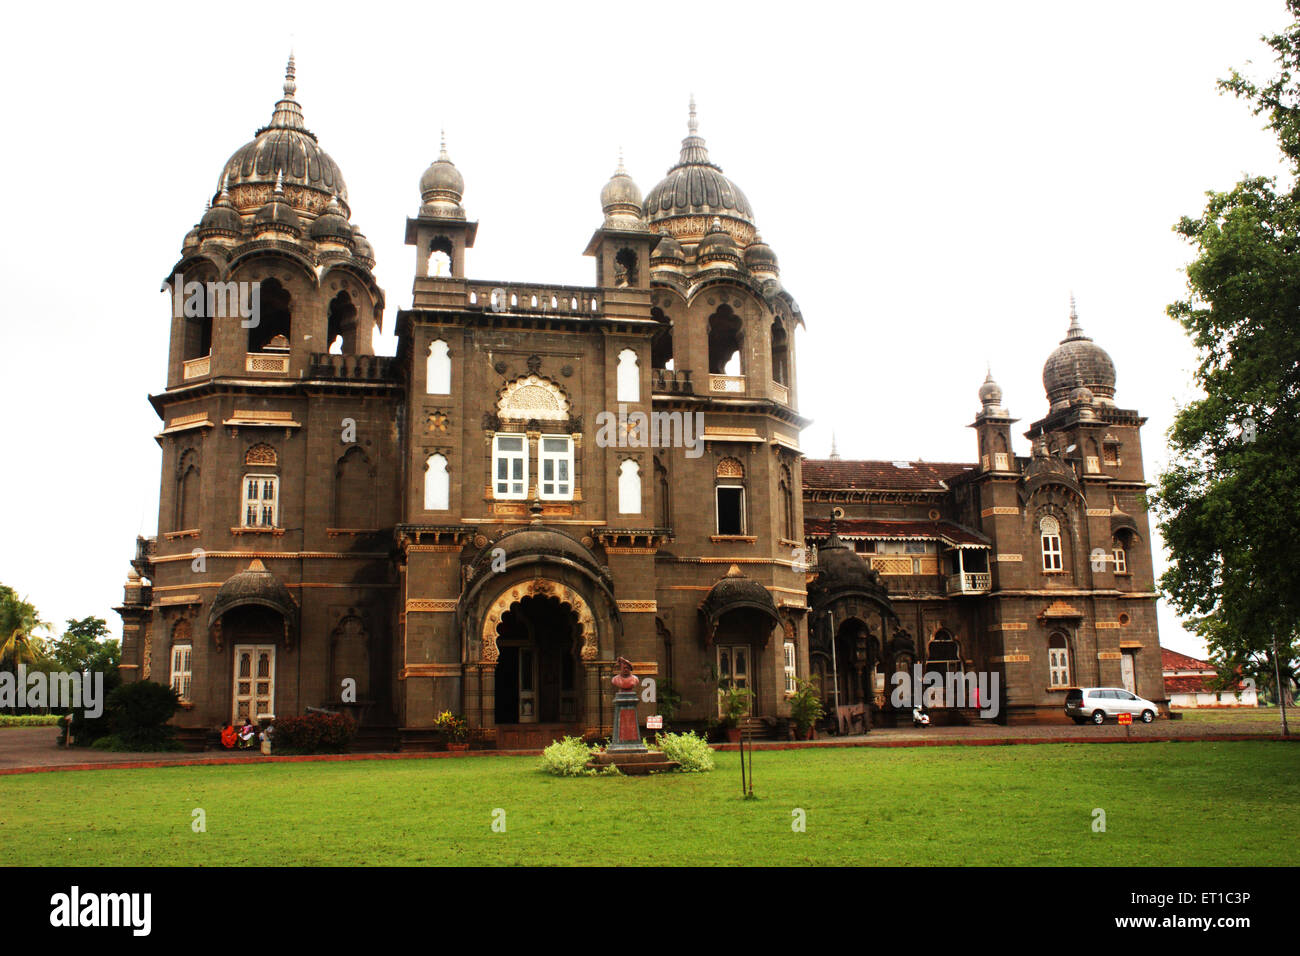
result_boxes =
[744,233,779,274]
[351,229,375,266]
[978,369,1003,408]
[309,196,353,244]
[418,133,466,218]
[219,56,348,214]
[651,231,685,263]
[1043,300,1116,410]
[644,98,755,245]
[199,180,242,238]
[601,156,643,212]
[697,217,741,265]
[251,175,302,237]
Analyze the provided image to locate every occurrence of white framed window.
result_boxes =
[242,474,279,528]
[424,453,450,510]
[493,434,528,499]
[618,459,641,514]
[716,485,745,535]
[1040,516,1063,571]
[783,641,797,695]
[170,645,193,702]
[1048,633,1070,687]
[426,339,451,394]
[1112,546,1127,574]
[539,435,574,500]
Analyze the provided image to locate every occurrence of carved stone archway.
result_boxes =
[480,579,599,663]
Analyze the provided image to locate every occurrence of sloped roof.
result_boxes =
[1161,647,1212,674]
[802,459,976,492]
[804,517,990,547]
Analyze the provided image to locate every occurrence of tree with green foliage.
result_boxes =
[1153,2,1300,724]
[0,585,49,676]
[50,617,123,744]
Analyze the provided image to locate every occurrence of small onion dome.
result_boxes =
[743,233,779,275]
[252,173,302,238]
[697,217,741,267]
[418,132,466,219]
[351,228,375,267]
[1070,381,1097,420]
[182,222,201,253]
[600,154,647,230]
[1043,298,1116,410]
[978,369,1004,410]
[199,181,242,239]
[650,231,685,266]
[309,196,354,247]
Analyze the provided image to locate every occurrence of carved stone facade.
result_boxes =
[114,63,1162,749]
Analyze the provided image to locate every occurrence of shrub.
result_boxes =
[540,735,605,776]
[107,680,180,750]
[271,712,355,754]
[654,731,716,773]
[0,714,62,727]
[788,678,825,734]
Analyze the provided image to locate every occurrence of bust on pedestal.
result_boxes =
[609,656,646,753]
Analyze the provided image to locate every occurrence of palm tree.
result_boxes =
[0,585,50,675]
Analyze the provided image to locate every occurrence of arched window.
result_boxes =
[651,315,674,371]
[425,454,450,510]
[427,339,451,394]
[326,291,357,355]
[618,459,641,514]
[169,620,193,703]
[927,630,961,676]
[779,465,794,541]
[334,447,374,528]
[332,615,370,702]
[654,456,670,527]
[427,236,453,277]
[771,319,789,386]
[715,457,746,535]
[249,278,292,353]
[175,450,199,531]
[614,248,638,287]
[708,306,743,375]
[1048,632,1071,687]
[1040,516,1063,571]
[617,348,639,403]
[1112,532,1132,575]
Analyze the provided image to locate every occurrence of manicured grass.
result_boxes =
[1173,706,1290,727]
[1,742,1295,866]
[0,715,62,727]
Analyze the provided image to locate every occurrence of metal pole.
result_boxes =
[746,726,754,797]
[1273,634,1290,736]
[828,612,840,729]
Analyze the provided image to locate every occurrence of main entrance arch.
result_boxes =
[492,595,583,725]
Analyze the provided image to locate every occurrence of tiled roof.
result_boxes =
[1161,647,1212,673]
[802,459,976,492]
[1164,675,1248,694]
[805,517,990,547]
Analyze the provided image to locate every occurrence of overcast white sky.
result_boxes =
[0,0,1291,658]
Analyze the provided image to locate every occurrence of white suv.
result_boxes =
[1065,687,1158,725]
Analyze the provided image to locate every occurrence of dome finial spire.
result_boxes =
[439,128,449,161]
[688,94,698,135]
[829,430,841,461]
[1067,292,1084,338]
[284,52,296,96]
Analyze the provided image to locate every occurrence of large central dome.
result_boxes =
[217,56,348,219]
[644,98,756,246]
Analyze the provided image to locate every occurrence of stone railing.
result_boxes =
[771,381,789,405]
[467,283,601,317]
[182,355,210,380]
[708,374,745,394]
[245,353,290,374]
[308,353,399,381]
[651,368,694,394]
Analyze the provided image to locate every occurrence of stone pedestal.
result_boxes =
[609,690,645,752]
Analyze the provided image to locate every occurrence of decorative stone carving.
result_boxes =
[480,579,599,664]
[497,374,570,422]
[245,443,277,466]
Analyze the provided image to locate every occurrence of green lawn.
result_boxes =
[1172,706,1291,727]
[1,742,1295,866]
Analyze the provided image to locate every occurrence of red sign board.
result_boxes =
[1117,712,1133,725]
[646,715,663,730]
